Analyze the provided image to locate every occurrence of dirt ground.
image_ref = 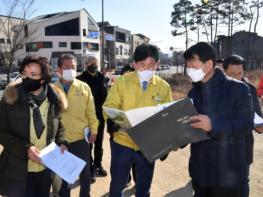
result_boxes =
[70,132,263,197]
[0,133,262,197]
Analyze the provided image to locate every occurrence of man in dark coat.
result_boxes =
[184,42,254,197]
[223,54,263,197]
[77,56,108,182]
[0,56,68,197]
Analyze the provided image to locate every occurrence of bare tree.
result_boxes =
[0,0,35,82]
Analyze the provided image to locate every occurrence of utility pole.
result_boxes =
[101,0,105,73]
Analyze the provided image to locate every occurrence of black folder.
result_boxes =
[127,98,209,163]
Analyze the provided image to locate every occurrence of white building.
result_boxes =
[0,15,25,69]
[131,33,150,55]
[15,9,101,71]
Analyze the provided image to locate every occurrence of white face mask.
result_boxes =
[187,68,206,82]
[62,69,77,81]
[137,70,155,82]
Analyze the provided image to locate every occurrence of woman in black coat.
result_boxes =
[0,56,68,197]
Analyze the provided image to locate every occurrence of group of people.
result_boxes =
[0,42,261,197]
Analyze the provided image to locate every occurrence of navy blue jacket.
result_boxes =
[188,69,254,187]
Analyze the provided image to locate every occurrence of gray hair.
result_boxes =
[57,54,77,67]
[85,56,98,65]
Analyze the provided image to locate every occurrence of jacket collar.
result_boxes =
[3,81,67,110]
[192,68,225,89]
[133,71,157,86]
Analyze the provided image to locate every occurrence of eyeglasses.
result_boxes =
[21,72,42,79]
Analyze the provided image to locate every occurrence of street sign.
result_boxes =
[105,34,114,41]
[88,31,100,38]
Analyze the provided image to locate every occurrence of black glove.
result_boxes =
[160,153,169,161]
[107,118,120,135]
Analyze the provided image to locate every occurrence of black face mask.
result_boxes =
[87,64,97,74]
[22,77,43,92]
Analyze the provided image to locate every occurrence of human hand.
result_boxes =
[255,126,263,134]
[89,134,97,143]
[107,119,120,134]
[28,146,41,164]
[60,144,68,153]
[190,114,212,132]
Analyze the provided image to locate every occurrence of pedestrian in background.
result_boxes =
[224,54,263,197]
[77,56,108,183]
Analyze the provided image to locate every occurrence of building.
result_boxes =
[0,15,25,70]
[15,9,101,71]
[131,33,150,55]
[98,22,131,72]
[214,31,263,70]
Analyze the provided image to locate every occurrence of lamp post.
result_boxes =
[101,0,105,73]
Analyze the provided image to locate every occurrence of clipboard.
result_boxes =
[127,98,209,163]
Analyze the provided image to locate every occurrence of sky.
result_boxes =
[1,0,263,53]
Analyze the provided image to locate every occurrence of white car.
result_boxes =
[0,72,21,89]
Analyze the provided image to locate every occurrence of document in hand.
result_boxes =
[103,101,176,129]
[39,142,86,184]
[254,112,263,127]
[127,98,210,163]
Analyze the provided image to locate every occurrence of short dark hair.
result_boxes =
[133,44,159,63]
[121,64,135,75]
[57,54,77,68]
[183,42,217,67]
[223,55,246,71]
[19,55,51,82]
[216,59,224,64]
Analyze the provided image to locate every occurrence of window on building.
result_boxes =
[45,18,80,36]
[88,17,98,32]
[116,48,119,55]
[126,36,130,43]
[24,25,28,37]
[83,42,99,51]
[120,45,123,55]
[124,49,128,55]
[59,42,67,47]
[6,39,11,44]
[16,44,23,49]
[116,32,126,43]
[71,42,81,50]
[83,29,87,36]
[26,41,53,52]
[0,39,5,44]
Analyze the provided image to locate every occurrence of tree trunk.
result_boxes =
[184,10,189,49]
[214,12,219,42]
[210,6,213,43]
[253,0,260,69]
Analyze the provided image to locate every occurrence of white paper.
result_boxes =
[103,101,176,128]
[254,112,263,127]
[39,142,86,184]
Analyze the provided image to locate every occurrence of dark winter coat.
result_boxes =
[0,81,68,195]
[77,71,107,121]
[188,69,254,187]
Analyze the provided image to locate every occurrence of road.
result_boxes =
[0,90,3,100]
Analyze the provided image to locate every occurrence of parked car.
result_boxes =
[0,72,20,89]
[0,78,6,89]
[51,73,60,83]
